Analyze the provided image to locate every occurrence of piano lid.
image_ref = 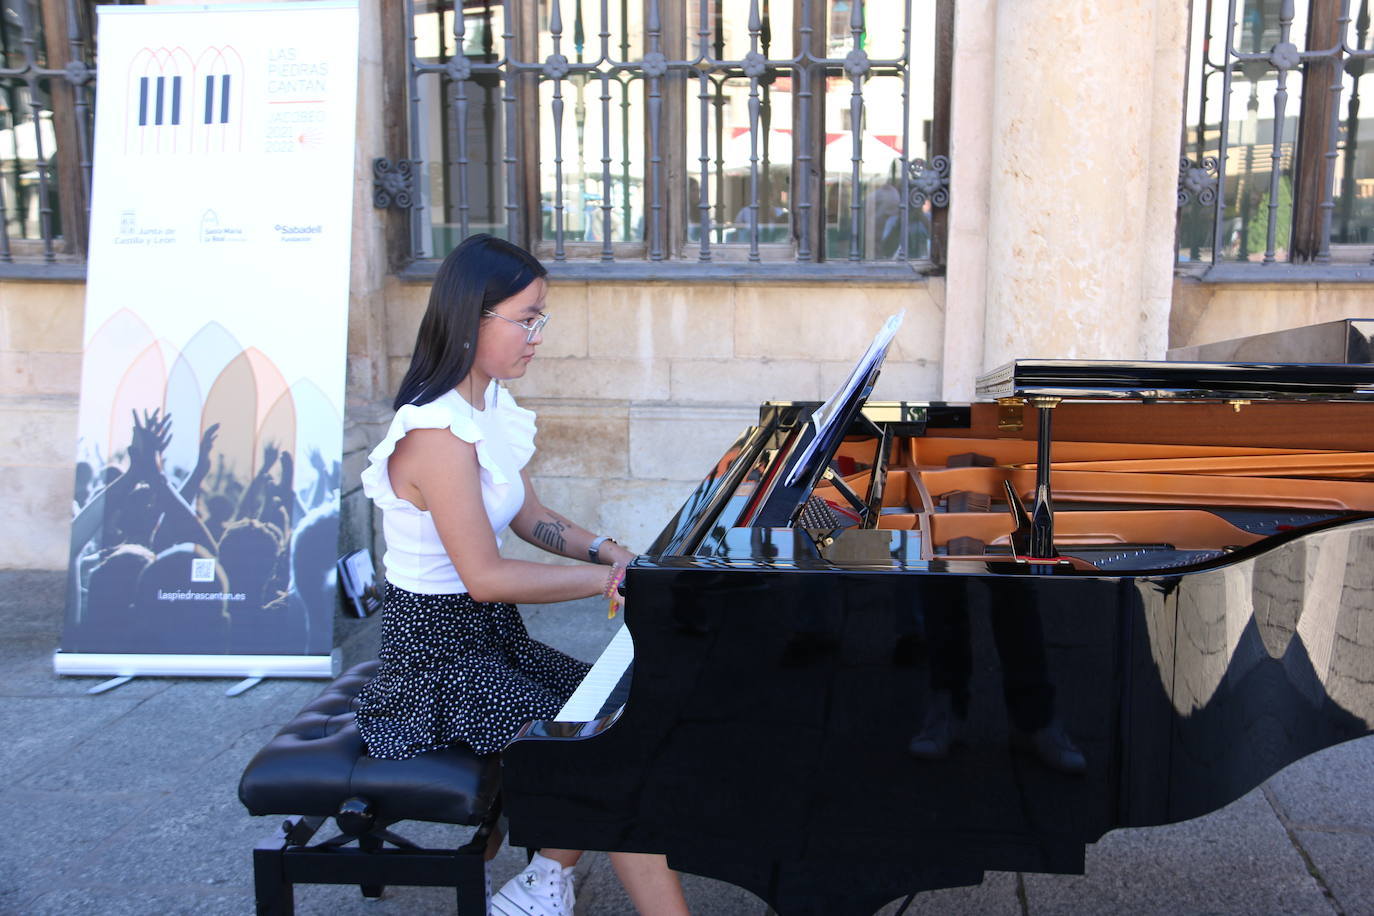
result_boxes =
[975,359,1374,402]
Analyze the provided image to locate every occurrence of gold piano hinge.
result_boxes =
[1227,399,1250,414]
[996,398,1026,432]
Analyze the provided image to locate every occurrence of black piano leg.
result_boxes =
[358,832,385,898]
[253,828,296,916]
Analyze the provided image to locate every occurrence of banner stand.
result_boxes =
[57,1,359,688]
[54,649,341,695]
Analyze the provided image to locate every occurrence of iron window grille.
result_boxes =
[382,0,951,273]
[0,0,104,271]
[1178,0,1374,274]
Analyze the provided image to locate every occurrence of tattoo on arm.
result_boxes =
[532,516,569,554]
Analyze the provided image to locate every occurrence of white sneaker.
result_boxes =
[490,853,575,916]
[560,865,576,912]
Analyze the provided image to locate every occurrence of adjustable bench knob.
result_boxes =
[335,796,375,836]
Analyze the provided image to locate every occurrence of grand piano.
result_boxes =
[502,326,1374,915]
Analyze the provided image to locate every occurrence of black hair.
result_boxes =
[392,234,547,411]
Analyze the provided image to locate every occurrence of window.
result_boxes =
[1177,0,1374,270]
[0,0,101,267]
[384,0,951,270]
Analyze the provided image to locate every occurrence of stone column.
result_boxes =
[345,0,394,557]
[941,0,1189,396]
[983,0,1188,367]
[940,0,996,401]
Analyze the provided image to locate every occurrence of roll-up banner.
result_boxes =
[56,1,359,681]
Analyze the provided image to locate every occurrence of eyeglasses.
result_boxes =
[482,309,549,343]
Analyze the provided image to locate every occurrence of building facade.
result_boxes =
[3,0,1372,572]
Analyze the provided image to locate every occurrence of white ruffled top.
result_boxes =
[360,381,536,594]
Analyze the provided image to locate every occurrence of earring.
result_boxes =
[463,341,470,349]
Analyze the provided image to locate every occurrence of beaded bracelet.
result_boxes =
[603,562,627,618]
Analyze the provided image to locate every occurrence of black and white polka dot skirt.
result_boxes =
[354,584,591,760]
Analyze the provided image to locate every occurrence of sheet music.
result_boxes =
[556,624,634,721]
[786,310,905,485]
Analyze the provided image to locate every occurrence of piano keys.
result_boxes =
[552,623,632,723]
[501,357,1374,915]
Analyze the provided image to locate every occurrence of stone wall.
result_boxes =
[14,266,1366,575]
[1170,279,1374,350]
[359,276,944,569]
[0,272,940,571]
[9,0,1345,575]
[0,280,84,569]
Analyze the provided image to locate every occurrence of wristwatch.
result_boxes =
[588,535,618,563]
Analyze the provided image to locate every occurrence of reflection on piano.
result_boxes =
[502,359,1374,915]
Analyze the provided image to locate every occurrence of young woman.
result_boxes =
[355,234,688,916]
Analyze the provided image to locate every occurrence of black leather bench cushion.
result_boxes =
[238,661,501,827]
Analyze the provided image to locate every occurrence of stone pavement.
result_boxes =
[3,567,1372,916]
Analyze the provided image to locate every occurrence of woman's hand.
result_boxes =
[198,422,220,464]
[600,540,638,567]
[259,441,280,477]
[603,562,629,619]
[127,408,170,482]
[179,421,220,504]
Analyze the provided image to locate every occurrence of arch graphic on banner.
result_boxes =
[68,308,342,658]
[124,44,245,155]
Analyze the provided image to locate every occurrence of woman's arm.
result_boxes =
[510,469,635,566]
[129,415,216,554]
[395,428,614,604]
[236,443,277,520]
[69,470,128,560]
[149,472,219,553]
[179,423,219,505]
[307,447,331,509]
[270,450,297,518]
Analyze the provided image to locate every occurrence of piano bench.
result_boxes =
[238,660,503,916]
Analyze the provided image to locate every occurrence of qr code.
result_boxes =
[190,558,216,583]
